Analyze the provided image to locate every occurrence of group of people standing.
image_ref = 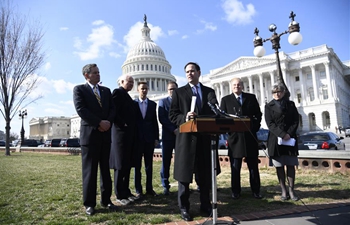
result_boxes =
[73,62,300,221]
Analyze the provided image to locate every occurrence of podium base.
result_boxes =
[202,219,236,225]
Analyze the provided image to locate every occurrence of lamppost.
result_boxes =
[19,109,27,146]
[253,11,303,100]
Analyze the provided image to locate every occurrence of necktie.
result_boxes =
[141,101,146,118]
[237,96,241,106]
[193,85,201,112]
[93,86,102,107]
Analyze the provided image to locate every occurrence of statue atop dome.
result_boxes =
[144,14,147,26]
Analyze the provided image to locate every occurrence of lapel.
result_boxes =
[268,100,283,114]
[184,84,194,99]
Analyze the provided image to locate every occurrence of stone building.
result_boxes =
[29,116,71,141]
[200,44,350,133]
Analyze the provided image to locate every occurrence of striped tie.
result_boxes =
[93,85,102,107]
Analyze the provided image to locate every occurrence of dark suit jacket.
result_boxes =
[220,92,262,158]
[134,98,159,143]
[158,96,177,141]
[73,83,115,145]
[109,87,138,170]
[265,99,299,157]
[169,83,217,183]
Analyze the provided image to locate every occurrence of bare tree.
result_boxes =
[0,1,45,155]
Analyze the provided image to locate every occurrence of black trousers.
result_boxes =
[81,142,112,207]
[113,166,132,199]
[230,156,261,195]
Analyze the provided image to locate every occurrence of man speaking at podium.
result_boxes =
[169,62,217,221]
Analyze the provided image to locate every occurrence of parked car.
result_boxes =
[12,140,19,147]
[0,140,5,146]
[256,128,269,149]
[298,131,345,150]
[59,139,67,147]
[345,127,350,137]
[218,134,228,149]
[44,140,52,147]
[20,139,40,147]
[50,139,61,147]
[65,138,80,147]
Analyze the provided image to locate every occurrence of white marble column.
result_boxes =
[269,71,275,86]
[248,75,253,94]
[324,62,333,99]
[310,65,319,101]
[299,69,306,105]
[253,79,258,97]
[220,82,224,101]
[258,73,264,105]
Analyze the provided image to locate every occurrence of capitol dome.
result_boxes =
[121,15,176,99]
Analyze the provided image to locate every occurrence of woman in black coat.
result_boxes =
[264,83,299,201]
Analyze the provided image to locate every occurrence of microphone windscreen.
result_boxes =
[207,92,218,105]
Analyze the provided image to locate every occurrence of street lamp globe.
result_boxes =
[288,30,303,45]
[253,45,266,58]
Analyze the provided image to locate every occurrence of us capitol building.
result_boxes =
[29,16,350,141]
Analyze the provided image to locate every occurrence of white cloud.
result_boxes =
[60,27,68,31]
[221,0,256,25]
[92,20,105,26]
[44,62,51,71]
[181,35,189,39]
[123,22,165,53]
[74,23,116,60]
[168,30,178,36]
[52,79,75,94]
[109,52,121,58]
[196,20,217,34]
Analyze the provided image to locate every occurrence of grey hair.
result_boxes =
[82,64,97,75]
[271,83,286,93]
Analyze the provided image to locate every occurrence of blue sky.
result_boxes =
[2,0,349,137]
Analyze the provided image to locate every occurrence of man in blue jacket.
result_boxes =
[158,81,178,195]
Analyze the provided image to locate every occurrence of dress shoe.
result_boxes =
[280,195,290,201]
[180,210,193,221]
[200,206,213,217]
[290,196,300,201]
[116,198,130,205]
[253,193,263,199]
[163,188,170,195]
[101,203,118,211]
[85,206,95,216]
[134,193,143,200]
[127,194,138,202]
[231,193,240,200]
[146,189,158,197]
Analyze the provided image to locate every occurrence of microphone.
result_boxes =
[207,92,229,117]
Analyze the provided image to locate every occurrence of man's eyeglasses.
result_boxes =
[272,91,283,94]
[168,88,176,90]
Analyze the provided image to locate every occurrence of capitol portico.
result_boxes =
[201,44,350,133]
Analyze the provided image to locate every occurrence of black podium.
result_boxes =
[180,117,250,225]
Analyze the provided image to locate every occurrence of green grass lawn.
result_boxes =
[0,152,349,225]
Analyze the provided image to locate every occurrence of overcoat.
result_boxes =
[169,83,219,183]
[264,99,299,156]
[109,87,138,170]
[220,92,262,158]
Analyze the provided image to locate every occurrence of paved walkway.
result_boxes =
[156,201,350,225]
